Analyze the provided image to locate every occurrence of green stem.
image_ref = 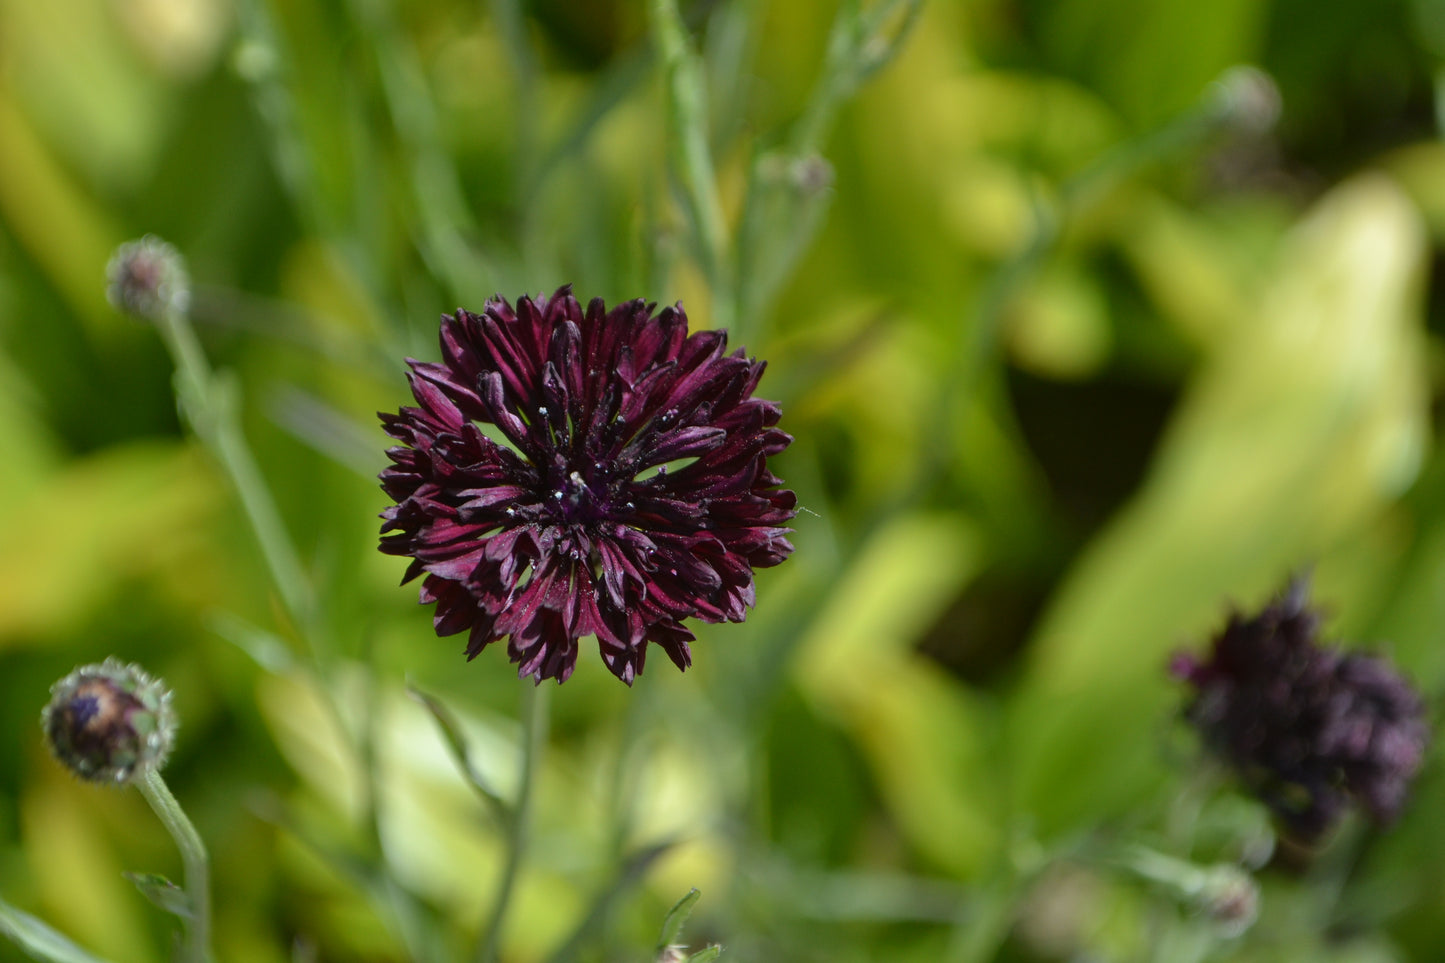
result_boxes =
[943,875,1017,963]
[541,842,675,963]
[154,306,315,635]
[155,294,433,958]
[490,0,540,188]
[650,0,734,330]
[731,0,920,342]
[1115,845,1211,894]
[928,76,1252,505]
[358,659,433,963]
[1436,68,1445,138]
[790,0,922,156]
[475,684,549,963]
[348,0,494,303]
[136,770,212,963]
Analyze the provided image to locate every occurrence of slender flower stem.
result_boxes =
[943,876,1017,963]
[1437,69,1445,139]
[490,0,540,186]
[1115,845,1213,894]
[961,72,1255,388]
[910,72,1268,515]
[650,0,734,330]
[476,684,549,963]
[789,0,922,156]
[151,274,436,959]
[154,305,315,634]
[136,769,212,963]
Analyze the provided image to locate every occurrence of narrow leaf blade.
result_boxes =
[123,873,192,920]
[405,682,507,820]
[656,888,702,952]
[0,898,117,963]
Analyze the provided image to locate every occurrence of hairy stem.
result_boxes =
[137,770,212,963]
[154,305,314,632]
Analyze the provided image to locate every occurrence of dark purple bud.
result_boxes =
[42,658,177,784]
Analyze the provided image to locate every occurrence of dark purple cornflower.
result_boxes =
[379,287,796,684]
[1171,579,1430,842]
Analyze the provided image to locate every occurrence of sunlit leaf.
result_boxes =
[0,442,219,643]
[0,898,116,963]
[792,512,1000,874]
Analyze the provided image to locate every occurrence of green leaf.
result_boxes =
[123,873,191,920]
[0,442,219,639]
[656,888,702,952]
[207,611,296,674]
[405,682,507,822]
[790,512,999,876]
[0,898,116,963]
[685,947,723,963]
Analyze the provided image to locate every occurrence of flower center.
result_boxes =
[553,469,602,525]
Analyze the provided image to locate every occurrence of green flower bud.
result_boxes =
[106,235,190,321]
[1208,66,1281,135]
[41,658,177,784]
[1194,864,1259,937]
[1115,844,1259,937]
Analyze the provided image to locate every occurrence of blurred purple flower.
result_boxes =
[106,235,190,321]
[1172,579,1429,841]
[380,287,796,684]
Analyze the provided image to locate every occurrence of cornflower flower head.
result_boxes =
[380,287,795,684]
[1171,579,1429,842]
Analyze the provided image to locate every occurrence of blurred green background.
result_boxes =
[4,0,1445,960]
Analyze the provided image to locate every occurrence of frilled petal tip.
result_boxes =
[1172,578,1430,842]
[379,287,795,684]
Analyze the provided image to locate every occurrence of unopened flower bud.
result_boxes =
[41,658,177,784]
[106,235,190,321]
[1193,864,1259,937]
[656,947,688,963]
[1116,845,1258,937]
[791,154,834,195]
[1208,65,1281,135]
